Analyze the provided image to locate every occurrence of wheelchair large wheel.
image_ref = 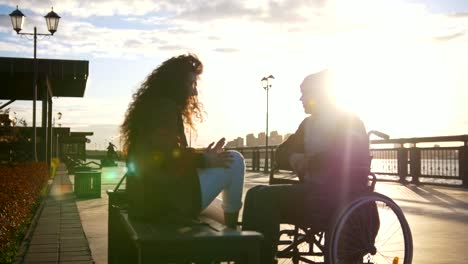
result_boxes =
[329,193,412,264]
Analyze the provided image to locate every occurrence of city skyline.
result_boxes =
[225,130,293,148]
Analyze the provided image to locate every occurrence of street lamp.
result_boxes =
[261,74,274,172]
[9,6,61,161]
[53,112,62,158]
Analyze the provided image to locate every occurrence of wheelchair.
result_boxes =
[269,132,413,264]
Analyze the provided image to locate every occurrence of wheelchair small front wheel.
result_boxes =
[329,193,413,264]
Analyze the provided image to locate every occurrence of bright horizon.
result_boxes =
[1,0,467,150]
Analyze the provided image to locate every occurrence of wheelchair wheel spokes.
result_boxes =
[330,193,413,264]
[277,224,327,263]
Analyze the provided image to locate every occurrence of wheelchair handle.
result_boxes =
[368,130,390,140]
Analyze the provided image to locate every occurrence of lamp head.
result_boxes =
[261,77,268,89]
[9,6,25,34]
[261,75,274,89]
[267,75,274,87]
[45,7,60,35]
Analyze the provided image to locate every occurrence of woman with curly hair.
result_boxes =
[121,54,244,228]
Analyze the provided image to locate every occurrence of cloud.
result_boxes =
[124,39,145,49]
[159,44,185,51]
[1,0,163,17]
[176,0,259,21]
[1,0,327,24]
[433,30,466,41]
[213,47,239,53]
[259,0,326,23]
[0,14,10,28]
[432,15,467,41]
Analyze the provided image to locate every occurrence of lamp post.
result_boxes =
[53,112,62,158]
[9,6,61,161]
[261,75,274,172]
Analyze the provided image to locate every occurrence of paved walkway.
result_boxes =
[19,164,93,264]
[19,164,468,263]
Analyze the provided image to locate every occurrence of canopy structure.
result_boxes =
[0,57,88,100]
[0,56,89,164]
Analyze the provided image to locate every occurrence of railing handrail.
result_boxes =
[226,134,468,150]
[370,134,468,145]
[223,134,468,188]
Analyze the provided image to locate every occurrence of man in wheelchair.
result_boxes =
[242,70,373,263]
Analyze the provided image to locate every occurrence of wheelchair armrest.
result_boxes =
[269,165,301,185]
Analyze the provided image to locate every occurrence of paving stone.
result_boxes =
[60,255,93,261]
[29,238,60,245]
[59,250,92,256]
[27,245,59,254]
[59,246,90,253]
[23,252,58,262]
[60,242,89,248]
[23,260,57,264]
[60,235,86,240]
[60,224,83,229]
[60,229,85,235]
[29,233,59,239]
[59,261,93,264]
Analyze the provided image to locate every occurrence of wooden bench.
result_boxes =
[108,189,263,264]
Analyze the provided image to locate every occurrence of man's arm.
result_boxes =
[275,119,306,170]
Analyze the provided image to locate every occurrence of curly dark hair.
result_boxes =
[121,54,204,154]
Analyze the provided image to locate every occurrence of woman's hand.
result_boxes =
[204,138,233,168]
[207,137,226,153]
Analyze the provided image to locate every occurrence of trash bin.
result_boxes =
[74,170,101,198]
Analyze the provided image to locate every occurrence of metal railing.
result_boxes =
[227,134,468,188]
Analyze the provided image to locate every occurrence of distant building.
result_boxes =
[242,131,295,147]
[284,133,293,141]
[258,132,266,146]
[269,131,282,145]
[246,133,258,147]
[226,137,244,148]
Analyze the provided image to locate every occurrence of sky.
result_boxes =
[0,0,467,150]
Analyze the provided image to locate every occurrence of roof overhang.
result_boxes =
[0,57,89,100]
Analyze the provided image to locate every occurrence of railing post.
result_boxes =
[254,149,260,172]
[397,147,408,183]
[251,150,257,171]
[409,147,421,184]
[270,147,276,170]
[460,144,468,188]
